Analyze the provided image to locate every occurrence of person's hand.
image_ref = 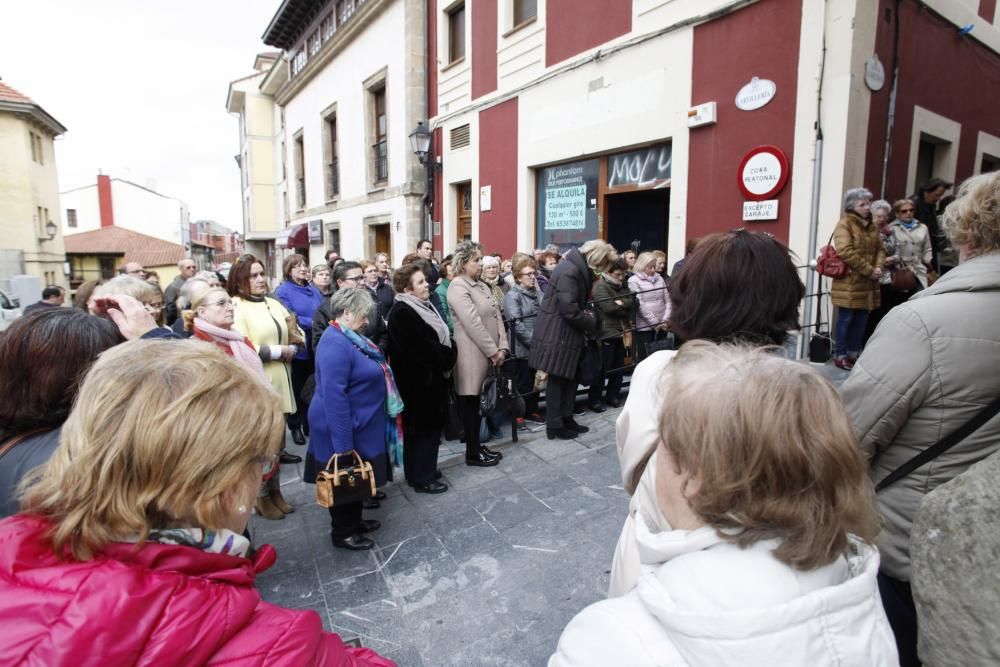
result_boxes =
[489,350,505,366]
[871,268,883,280]
[884,256,895,266]
[614,299,624,307]
[101,294,158,340]
[281,345,297,361]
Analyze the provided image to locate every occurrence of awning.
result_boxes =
[275,222,309,249]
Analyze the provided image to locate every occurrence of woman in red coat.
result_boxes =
[0,339,395,667]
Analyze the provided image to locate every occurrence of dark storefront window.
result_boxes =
[535,159,600,250]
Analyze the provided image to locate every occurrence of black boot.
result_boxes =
[563,418,589,434]
[547,427,577,440]
[290,427,306,445]
[481,444,503,460]
[466,449,500,467]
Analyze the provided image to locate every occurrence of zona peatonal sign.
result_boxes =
[738,145,789,201]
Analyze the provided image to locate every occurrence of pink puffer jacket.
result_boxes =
[0,515,396,667]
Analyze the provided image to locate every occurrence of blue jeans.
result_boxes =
[835,307,869,358]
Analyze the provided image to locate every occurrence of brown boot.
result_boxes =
[254,496,285,520]
[270,491,294,514]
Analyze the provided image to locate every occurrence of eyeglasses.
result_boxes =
[342,275,364,283]
[143,302,164,312]
[520,270,537,277]
[255,453,278,480]
[899,208,914,213]
[207,298,233,308]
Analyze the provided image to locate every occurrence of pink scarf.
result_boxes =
[193,318,267,379]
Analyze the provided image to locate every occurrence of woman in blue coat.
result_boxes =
[305,288,403,551]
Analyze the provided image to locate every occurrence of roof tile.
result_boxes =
[64,227,186,268]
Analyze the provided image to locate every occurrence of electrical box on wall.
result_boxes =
[687,102,717,128]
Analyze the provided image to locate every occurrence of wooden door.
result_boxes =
[457,182,472,242]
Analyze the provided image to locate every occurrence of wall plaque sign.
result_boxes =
[735,77,777,111]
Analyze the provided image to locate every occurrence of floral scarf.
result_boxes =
[130,527,251,558]
[332,322,405,465]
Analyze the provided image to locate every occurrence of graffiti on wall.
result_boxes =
[608,143,672,189]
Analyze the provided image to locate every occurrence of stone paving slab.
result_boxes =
[250,359,849,666]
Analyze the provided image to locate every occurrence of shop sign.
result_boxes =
[607,143,672,189]
[735,77,776,111]
[738,145,789,200]
[480,185,492,212]
[536,159,599,246]
[308,220,323,243]
[743,200,779,221]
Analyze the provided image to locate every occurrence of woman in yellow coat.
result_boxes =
[226,254,302,519]
[831,187,885,370]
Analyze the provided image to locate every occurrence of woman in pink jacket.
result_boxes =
[627,251,671,362]
[0,339,394,667]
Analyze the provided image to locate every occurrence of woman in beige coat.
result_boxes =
[831,187,885,370]
[447,240,509,467]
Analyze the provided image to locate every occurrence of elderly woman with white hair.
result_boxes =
[529,240,617,439]
[306,288,401,550]
[831,187,885,370]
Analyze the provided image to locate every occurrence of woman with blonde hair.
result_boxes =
[529,240,617,439]
[551,342,895,666]
[0,341,395,666]
[628,251,670,362]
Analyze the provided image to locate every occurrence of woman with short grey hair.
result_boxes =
[830,187,884,370]
[305,286,401,550]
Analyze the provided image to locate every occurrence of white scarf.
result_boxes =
[395,292,451,347]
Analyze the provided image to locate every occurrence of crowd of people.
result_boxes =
[0,170,997,664]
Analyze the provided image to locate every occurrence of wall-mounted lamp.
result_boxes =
[45,220,57,239]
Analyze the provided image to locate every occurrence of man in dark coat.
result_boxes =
[21,286,64,316]
[528,247,598,440]
[909,177,951,271]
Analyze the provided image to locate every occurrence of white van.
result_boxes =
[0,288,21,331]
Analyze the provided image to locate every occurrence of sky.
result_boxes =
[0,0,280,232]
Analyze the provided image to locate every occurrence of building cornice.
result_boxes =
[0,100,67,136]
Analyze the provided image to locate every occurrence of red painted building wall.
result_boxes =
[686,1,802,245]
[428,0,438,118]
[864,0,1000,198]
[980,0,997,21]
[545,0,632,67]
[472,0,498,99]
[478,98,518,256]
[97,175,114,228]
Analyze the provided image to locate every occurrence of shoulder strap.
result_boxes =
[876,395,1000,492]
[0,428,51,461]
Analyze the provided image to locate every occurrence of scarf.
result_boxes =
[395,292,451,347]
[130,527,251,558]
[899,219,918,231]
[602,272,623,288]
[333,322,405,465]
[194,317,267,379]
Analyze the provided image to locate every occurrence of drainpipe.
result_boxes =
[879,0,903,199]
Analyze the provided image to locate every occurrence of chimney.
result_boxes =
[97,174,114,228]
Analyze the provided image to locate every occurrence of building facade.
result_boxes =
[0,81,68,293]
[60,175,192,249]
[239,0,428,270]
[425,0,1000,275]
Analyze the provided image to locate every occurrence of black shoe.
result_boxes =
[434,470,443,480]
[290,428,306,445]
[361,497,381,509]
[374,490,387,500]
[573,406,587,416]
[332,534,375,550]
[547,427,577,440]
[302,423,310,437]
[604,397,622,409]
[412,481,449,494]
[563,418,589,434]
[587,402,607,413]
[279,451,302,464]
[358,519,381,533]
[481,445,503,460]
[466,451,501,467]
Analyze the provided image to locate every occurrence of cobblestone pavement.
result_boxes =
[250,361,848,666]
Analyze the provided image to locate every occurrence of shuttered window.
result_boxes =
[450,124,470,150]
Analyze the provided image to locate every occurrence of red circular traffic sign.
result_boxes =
[737,145,790,201]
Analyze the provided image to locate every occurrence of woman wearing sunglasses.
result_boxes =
[0,341,395,666]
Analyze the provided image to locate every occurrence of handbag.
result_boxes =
[576,337,602,386]
[644,330,676,356]
[816,232,849,279]
[480,363,516,417]
[891,268,917,291]
[285,313,305,346]
[876,395,1000,492]
[620,324,633,350]
[315,450,376,508]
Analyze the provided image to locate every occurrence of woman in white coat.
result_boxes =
[550,343,897,666]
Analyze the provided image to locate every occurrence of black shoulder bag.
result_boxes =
[876,396,1000,492]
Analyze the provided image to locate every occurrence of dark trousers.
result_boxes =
[403,427,441,486]
[287,357,313,431]
[458,395,482,458]
[512,358,539,416]
[633,330,655,364]
[545,374,577,428]
[588,339,625,404]
[328,501,362,539]
[835,307,870,358]
[878,573,921,666]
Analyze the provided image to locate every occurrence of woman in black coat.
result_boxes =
[386,263,457,493]
[528,241,617,440]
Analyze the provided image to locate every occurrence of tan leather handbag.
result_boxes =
[315,450,376,508]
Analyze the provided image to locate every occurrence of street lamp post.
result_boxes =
[409,121,439,247]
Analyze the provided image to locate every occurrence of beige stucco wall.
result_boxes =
[0,113,67,290]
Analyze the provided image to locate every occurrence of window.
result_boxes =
[324,112,340,199]
[513,0,537,26]
[294,133,306,209]
[309,30,321,57]
[66,209,78,228]
[450,124,470,150]
[99,256,116,280]
[36,206,43,237]
[372,87,388,183]
[29,132,38,162]
[321,13,336,41]
[447,3,466,64]
[338,0,356,24]
[328,228,341,256]
[281,140,287,181]
[291,49,307,76]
